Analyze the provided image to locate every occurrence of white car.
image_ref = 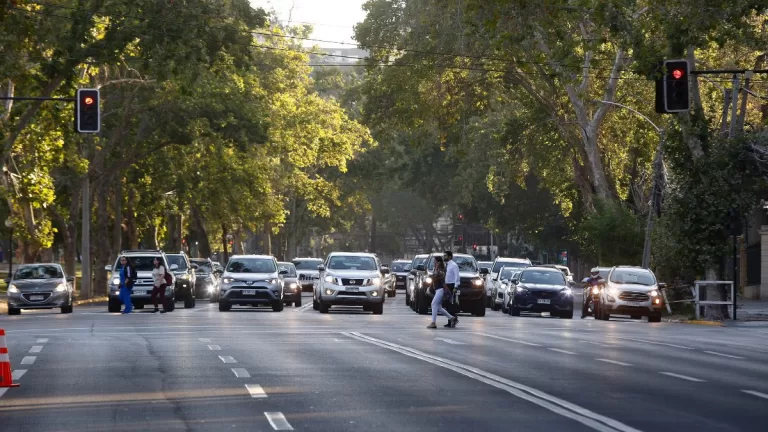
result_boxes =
[484,257,531,307]
[502,272,523,314]
[490,268,521,312]
[292,257,324,292]
[596,266,665,322]
[314,252,387,314]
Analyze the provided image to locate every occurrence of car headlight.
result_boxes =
[268,278,279,285]
[473,278,483,286]
[368,277,380,286]
[324,275,334,283]
[8,284,19,294]
[55,283,67,292]
[516,286,527,293]
[111,277,120,286]
[562,288,572,296]
[176,274,188,280]
[223,277,234,284]
[424,277,433,285]
[650,290,659,297]
[371,290,379,297]
[325,288,333,295]
[290,283,298,289]
[608,286,619,296]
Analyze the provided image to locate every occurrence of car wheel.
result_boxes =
[405,292,410,306]
[490,298,499,311]
[416,291,429,315]
[313,299,319,310]
[60,304,73,314]
[486,296,492,308]
[108,299,121,313]
[372,302,384,315]
[631,315,642,319]
[560,310,573,319]
[8,307,21,315]
[164,298,176,312]
[475,301,486,317]
[184,294,195,308]
[218,301,231,312]
[295,296,302,307]
[272,301,284,312]
[319,299,329,314]
[510,299,521,316]
[599,303,610,321]
[134,303,145,309]
[648,313,662,323]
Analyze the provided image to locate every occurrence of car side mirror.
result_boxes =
[409,269,417,275]
[479,268,490,276]
[416,264,426,272]
[380,267,390,274]
[104,265,112,271]
[279,270,289,276]
[318,265,326,272]
[66,276,75,282]
[170,264,179,271]
[511,278,519,284]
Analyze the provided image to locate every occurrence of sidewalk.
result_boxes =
[736,297,768,321]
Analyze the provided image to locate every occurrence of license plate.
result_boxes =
[396,282,404,286]
[537,299,551,304]
[625,301,644,307]
[29,295,44,301]
[242,289,256,295]
[345,286,359,292]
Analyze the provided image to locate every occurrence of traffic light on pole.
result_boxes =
[457,213,464,221]
[655,60,689,113]
[76,88,100,133]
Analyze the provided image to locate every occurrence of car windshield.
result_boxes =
[499,267,518,280]
[293,259,323,270]
[278,263,297,277]
[227,258,276,273]
[412,257,427,267]
[430,256,477,272]
[114,256,160,272]
[166,255,188,271]
[520,270,566,285]
[391,262,410,272]
[493,260,528,273]
[610,269,656,286]
[14,265,63,280]
[191,260,212,273]
[328,256,377,271]
[478,262,493,270]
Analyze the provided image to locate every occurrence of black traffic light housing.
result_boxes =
[655,60,690,113]
[76,88,100,133]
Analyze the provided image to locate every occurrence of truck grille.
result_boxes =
[22,292,52,302]
[341,278,365,286]
[299,274,317,281]
[619,292,650,302]
[338,291,366,297]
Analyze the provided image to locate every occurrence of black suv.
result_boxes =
[166,252,197,308]
[190,258,221,301]
[412,252,488,316]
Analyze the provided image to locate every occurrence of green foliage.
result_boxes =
[577,199,644,266]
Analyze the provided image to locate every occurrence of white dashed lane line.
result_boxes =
[245,384,267,398]
[20,356,36,365]
[35,338,48,343]
[29,345,43,353]
[265,412,294,430]
[659,372,706,382]
[198,338,212,342]
[703,350,745,359]
[548,348,577,355]
[207,345,221,351]
[218,356,237,364]
[595,359,632,366]
[742,390,768,400]
[11,369,27,380]
[474,332,543,346]
[616,337,694,350]
[231,368,251,378]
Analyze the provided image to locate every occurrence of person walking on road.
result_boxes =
[427,256,456,329]
[118,256,136,314]
[151,257,169,314]
[442,251,461,327]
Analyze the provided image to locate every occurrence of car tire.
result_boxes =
[313,298,319,311]
[560,310,573,319]
[272,301,284,312]
[631,315,642,320]
[599,303,610,321]
[165,297,176,312]
[218,302,231,312]
[510,300,521,316]
[134,303,145,309]
[474,301,486,317]
[108,299,121,313]
[61,304,73,314]
[416,291,429,315]
[8,307,21,315]
[372,302,384,315]
[295,296,302,307]
[184,294,195,309]
[648,313,662,323]
[405,292,410,306]
[319,299,329,314]
[490,298,499,311]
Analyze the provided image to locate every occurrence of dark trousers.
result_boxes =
[151,284,167,309]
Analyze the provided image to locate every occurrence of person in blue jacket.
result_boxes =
[119,256,136,314]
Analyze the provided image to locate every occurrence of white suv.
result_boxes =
[596,266,664,322]
[484,257,531,307]
[106,250,176,312]
[314,252,387,314]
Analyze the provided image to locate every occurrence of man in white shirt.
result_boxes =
[443,251,460,328]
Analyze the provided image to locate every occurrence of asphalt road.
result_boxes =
[1,291,767,431]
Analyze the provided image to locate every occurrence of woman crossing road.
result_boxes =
[151,257,169,314]
[118,256,136,314]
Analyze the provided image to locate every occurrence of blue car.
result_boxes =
[508,267,574,319]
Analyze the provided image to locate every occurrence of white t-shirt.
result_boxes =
[445,260,460,286]
[152,265,167,287]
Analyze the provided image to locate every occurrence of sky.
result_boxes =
[251,0,368,48]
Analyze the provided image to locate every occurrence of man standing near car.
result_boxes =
[443,251,460,328]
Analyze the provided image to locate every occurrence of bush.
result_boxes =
[578,199,644,266]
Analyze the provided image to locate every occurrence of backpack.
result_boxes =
[163,266,173,286]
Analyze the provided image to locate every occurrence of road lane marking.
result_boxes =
[231,368,251,378]
[474,332,542,346]
[548,348,578,355]
[20,356,36,365]
[0,388,7,399]
[703,350,744,359]
[198,338,212,342]
[581,340,614,347]
[245,384,267,398]
[659,372,705,382]
[596,359,632,366]
[435,337,465,345]
[207,345,221,351]
[29,346,43,353]
[344,332,641,432]
[265,412,294,430]
[218,356,237,364]
[11,369,27,380]
[742,390,768,400]
[192,304,215,312]
[35,338,48,343]
[617,337,694,350]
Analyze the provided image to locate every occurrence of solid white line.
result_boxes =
[659,372,705,382]
[617,337,694,350]
[581,340,614,347]
[198,338,212,342]
[231,368,251,378]
[435,337,465,345]
[265,412,294,430]
[218,356,237,364]
[20,356,36,365]
[29,345,43,353]
[245,384,267,398]
[742,390,768,400]
[703,350,744,359]
[344,332,641,432]
[596,359,632,367]
[11,369,27,380]
[548,348,578,355]
[0,388,7,399]
[207,345,221,351]
[474,332,543,346]
[35,338,49,343]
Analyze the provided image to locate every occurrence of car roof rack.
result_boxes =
[120,249,163,254]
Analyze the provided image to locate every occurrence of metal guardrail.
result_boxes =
[693,280,734,320]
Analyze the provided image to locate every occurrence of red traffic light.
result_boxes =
[672,69,684,80]
[458,213,464,220]
[84,96,94,105]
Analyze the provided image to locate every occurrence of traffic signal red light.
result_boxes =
[458,213,464,221]
[75,88,100,133]
[458,236,463,242]
[655,60,689,113]
[672,69,684,80]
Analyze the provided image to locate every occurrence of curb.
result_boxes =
[663,318,725,327]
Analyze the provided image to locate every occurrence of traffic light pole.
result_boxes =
[0,96,75,102]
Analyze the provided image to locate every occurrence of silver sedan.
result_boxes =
[6,263,75,315]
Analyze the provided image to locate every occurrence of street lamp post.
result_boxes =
[5,218,12,279]
[595,100,665,269]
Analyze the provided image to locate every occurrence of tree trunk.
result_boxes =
[112,180,123,257]
[221,224,229,264]
[126,187,139,250]
[94,186,111,297]
[190,206,211,258]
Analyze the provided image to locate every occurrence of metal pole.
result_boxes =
[81,177,91,299]
[728,74,741,138]
[642,129,665,268]
[7,227,12,280]
[733,236,738,320]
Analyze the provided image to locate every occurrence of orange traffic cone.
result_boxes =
[0,329,20,388]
